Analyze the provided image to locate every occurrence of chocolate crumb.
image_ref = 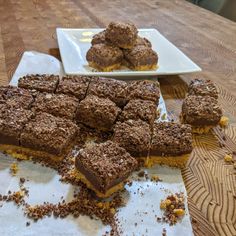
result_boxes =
[20,177,25,184]
[26,222,30,227]
[138,171,145,177]
[162,228,167,236]
[160,192,185,225]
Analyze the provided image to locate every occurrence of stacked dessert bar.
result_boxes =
[0,74,194,197]
[181,79,223,134]
[87,22,158,71]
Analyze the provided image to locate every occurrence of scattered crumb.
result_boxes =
[26,222,30,227]
[162,228,167,236]
[0,190,25,206]
[10,162,19,175]
[160,192,185,225]
[151,175,162,182]
[219,116,229,127]
[20,177,25,184]
[224,154,233,163]
[137,171,145,178]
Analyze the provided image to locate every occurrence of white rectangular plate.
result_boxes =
[57,28,201,76]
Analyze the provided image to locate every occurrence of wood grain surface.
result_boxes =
[0,0,236,235]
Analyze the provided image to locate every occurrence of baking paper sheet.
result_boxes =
[0,51,193,236]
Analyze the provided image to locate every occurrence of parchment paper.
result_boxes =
[0,51,193,236]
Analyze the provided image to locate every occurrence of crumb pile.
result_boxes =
[160,192,185,225]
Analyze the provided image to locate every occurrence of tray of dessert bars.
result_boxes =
[0,51,223,236]
[57,21,201,76]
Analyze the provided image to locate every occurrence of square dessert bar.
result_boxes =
[127,80,160,104]
[182,95,222,127]
[0,86,34,109]
[18,74,59,93]
[123,45,158,71]
[0,105,34,145]
[56,75,92,101]
[188,78,218,99]
[118,99,157,126]
[87,77,128,107]
[20,112,78,156]
[75,141,137,197]
[149,122,193,168]
[32,93,79,120]
[150,122,193,156]
[76,95,121,131]
[112,119,151,157]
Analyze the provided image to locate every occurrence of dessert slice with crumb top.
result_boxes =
[18,112,78,162]
[188,78,218,99]
[149,122,193,168]
[181,95,222,134]
[74,141,137,198]
[18,74,59,93]
[112,119,151,158]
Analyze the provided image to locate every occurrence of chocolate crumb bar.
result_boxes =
[127,80,160,104]
[87,77,128,107]
[86,44,123,72]
[32,93,79,120]
[134,36,152,48]
[112,119,151,157]
[105,22,138,49]
[0,86,34,109]
[181,95,222,126]
[150,122,193,156]
[119,99,157,126]
[0,105,34,145]
[124,45,158,71]
[20,112,78,156]
[91,30,111,45]
[56,75,92,100]
[75,141,137,196]
[18,74,59,93]
[76,95,121,131]
[188,78,218,99]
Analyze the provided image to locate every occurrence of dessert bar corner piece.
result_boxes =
[0,105,34,145]
[56,75,91,101]
[86,43,123,72]
[119,99,157,126]
[124,45,158,71]
[105,22,138,49]
[0,86,34,109]
[127,80,160,104]
[76,95,121,131]
[188,78,218,99]
[18,74,59,93]
[150,122,193,156]
[87,77,128,107]
[112,119,151,157]
[20,112,78,156]
[181,95,222,127]
[32,93,79,120]
[75,141,138,197]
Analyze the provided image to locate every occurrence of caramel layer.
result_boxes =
[133,64,158,71]
[0,144,63,162]
[71,170,124,198]
[88,62,121,72]
[141,154,190,169]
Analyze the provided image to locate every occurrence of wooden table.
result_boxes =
[0,0,236,235]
